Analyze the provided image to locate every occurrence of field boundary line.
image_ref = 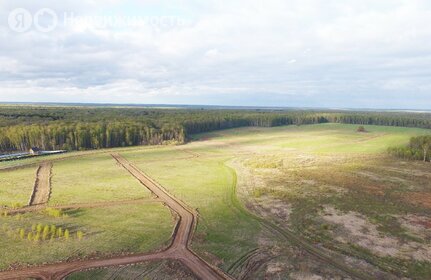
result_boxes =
[28,165,42,206]
[4,198,159,215]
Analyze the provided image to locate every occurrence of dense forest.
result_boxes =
[1,105,431,152]
[388,135,431,162]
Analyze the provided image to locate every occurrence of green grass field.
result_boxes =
[0,203,173,270]
[121,148,262,268]
[1,123,430,279]
[0,167,37,208]
[50,154,151,205]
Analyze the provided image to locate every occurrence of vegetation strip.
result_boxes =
[4,198,157,215]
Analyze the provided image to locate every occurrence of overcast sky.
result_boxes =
[0,0,430,109]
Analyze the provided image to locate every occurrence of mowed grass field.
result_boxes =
[0,167,37,208]
[50,154,151,205]
[1,123,430,278]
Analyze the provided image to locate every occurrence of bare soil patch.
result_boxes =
[322,206,431,261]
[29,162,52,206]
[400,215,431,239]
[405,192,431,209]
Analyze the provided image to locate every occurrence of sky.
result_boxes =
[0,0,430,109]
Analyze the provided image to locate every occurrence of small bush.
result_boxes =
[321,224,330,230]
[45,208,63,218]
[57,227,63,238]
[34,233,40,242]
[19,228,25,239]
[42,225,50,240]
[50,225,57,235]
[36,224,43,234]
[252,188,264,198]
[11,202,24,209]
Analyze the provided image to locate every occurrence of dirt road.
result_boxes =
[0,155,232,280]
[29,162,52,206]
[111,154,231,280]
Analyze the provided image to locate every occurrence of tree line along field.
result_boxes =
[1,113,431,279]
[1,105,431,152]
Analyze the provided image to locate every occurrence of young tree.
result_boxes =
[64,229,70,240]
[50,225,57,236]
[77,231,84,241]
[420,136,431,162]
[57,227,63,238]
[34,232,40,242]
[410,136,431,162]
[36,224,43,234]
[19,228,25,239]
[43,225,50,240]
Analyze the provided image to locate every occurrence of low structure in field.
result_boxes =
[0,149,66,162]
[29,147,42,155]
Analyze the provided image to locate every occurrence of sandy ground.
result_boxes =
[322,206,431,262]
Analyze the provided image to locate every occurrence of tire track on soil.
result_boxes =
[224,162,374,280]
[29,162,52,206]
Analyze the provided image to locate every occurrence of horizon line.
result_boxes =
[0,101,431,112]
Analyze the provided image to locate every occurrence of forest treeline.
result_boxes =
[0,106,431,152]
[388,135,431,162]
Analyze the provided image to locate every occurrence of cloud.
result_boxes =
[0,0,430,108]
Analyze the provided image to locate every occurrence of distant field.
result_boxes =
[193,123,431,154]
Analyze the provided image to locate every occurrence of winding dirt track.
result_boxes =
[29,162,52,206]
[0,154,232,280]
